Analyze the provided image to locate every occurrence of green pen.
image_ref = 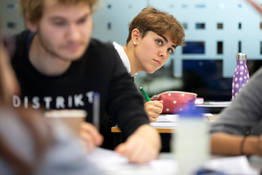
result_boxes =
[139,87,151,101]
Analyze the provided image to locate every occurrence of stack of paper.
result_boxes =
[150,114,177,128]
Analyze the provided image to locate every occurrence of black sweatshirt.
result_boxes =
[11,30,149,139]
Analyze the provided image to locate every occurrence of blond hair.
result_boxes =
[127,7,185,47]
[20,0,98,24]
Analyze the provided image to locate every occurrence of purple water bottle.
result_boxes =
[232,53,249,99]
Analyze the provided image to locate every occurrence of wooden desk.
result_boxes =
[111,126,174,134]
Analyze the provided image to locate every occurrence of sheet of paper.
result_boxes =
[156,114,178,122]
[87,148,177,175]
[151,114,212,128]
[150,122,176,128]
[196,101,231,108]
[150,114,177,128]
[204,156,259,175]
[87,148,259,175]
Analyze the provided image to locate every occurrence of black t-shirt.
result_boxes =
[11,30,149,139]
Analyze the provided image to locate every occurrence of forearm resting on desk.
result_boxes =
[211,132,262,156]
[115,124,161,163]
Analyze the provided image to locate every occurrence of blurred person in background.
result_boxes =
[10,0,161,163]
[210,68,262,157]
[0,28,101,175]
[210,0,262,157]
[113,7,185,122]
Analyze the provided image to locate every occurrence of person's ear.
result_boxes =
[131,28,142,46]
[25,17,38,33]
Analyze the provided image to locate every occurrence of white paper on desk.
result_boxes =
[150,114,177,129]
[196,101,231,108]
[155,113,212,122]
[86,147,129,172]
[156,114,178,122]
[150,122,176,128]
[204,156,259,175]
[87,148,177,175]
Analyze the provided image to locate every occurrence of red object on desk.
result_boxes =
[151,91,197,114]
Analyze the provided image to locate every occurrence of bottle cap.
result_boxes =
[236,53,247,61]
[178,102,206,119]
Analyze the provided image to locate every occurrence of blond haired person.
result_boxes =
[113,7,185,122]
[0,29,102,175]
[11,0,160,163]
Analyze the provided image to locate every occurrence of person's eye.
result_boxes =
[168,48,174,55]
[53,21,66,27]
[77,18,87,25]
[155,39,163,46]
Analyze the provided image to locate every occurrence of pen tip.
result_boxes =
[139,86,143,90]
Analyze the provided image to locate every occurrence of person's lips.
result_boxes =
[64,44,82,52]
[152,59,161,66]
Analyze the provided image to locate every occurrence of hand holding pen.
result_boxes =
[140,87,151,101]
[80,92,103,153]
[140,87,163,122]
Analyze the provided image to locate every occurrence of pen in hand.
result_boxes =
[139,87,151,101]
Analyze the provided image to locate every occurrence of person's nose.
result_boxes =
[158,47,168,59]
[66,25,81,42]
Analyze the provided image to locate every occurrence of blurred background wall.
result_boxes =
[1,0,262,100]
